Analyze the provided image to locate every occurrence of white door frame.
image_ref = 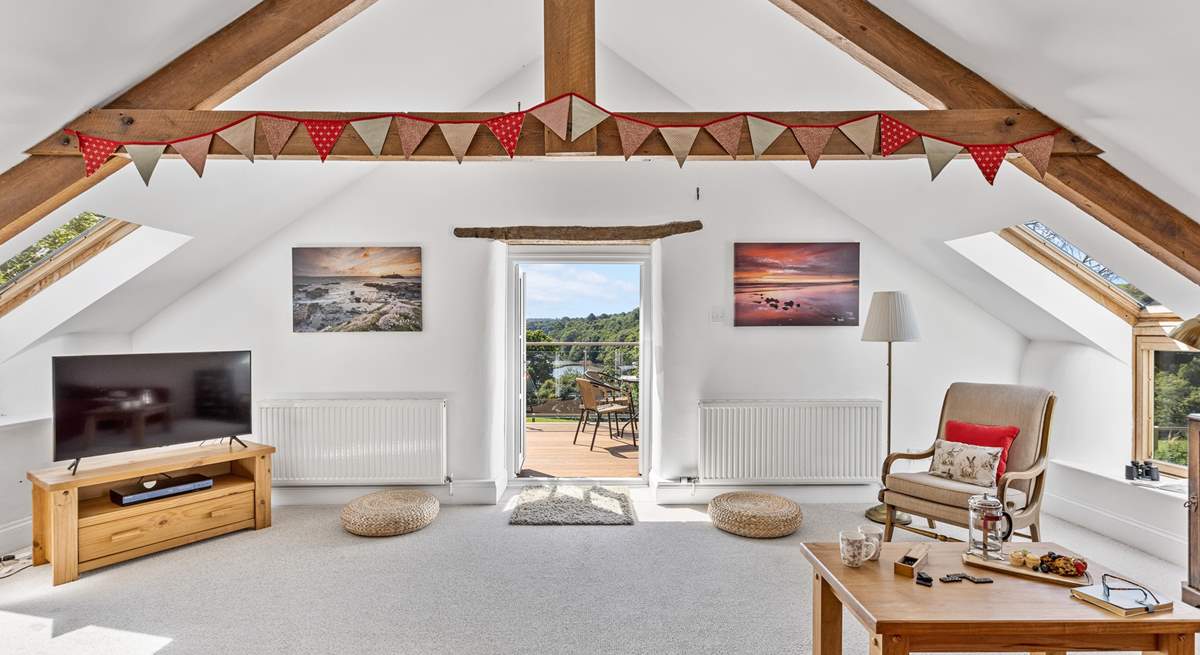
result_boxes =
[505,245,654,481]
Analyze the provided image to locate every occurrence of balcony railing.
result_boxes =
[526,341,639,418]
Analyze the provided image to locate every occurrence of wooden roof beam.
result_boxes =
[543,0,596,155]
[770,0,1200,285]
[34,108,1094,161]
[0,0,377,247]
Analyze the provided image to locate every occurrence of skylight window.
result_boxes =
[1021,220,1158,308]
[0,211,106,292]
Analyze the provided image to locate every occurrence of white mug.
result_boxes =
[839,529,878,568]
[858,524,884,561]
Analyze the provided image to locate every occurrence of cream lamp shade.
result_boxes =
[1169,315,1200,349]
[862,291,920,343]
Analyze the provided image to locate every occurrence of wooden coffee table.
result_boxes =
[801,541,1200,655]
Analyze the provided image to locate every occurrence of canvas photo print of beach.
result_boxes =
[292,246,422,332]
[734,242,859,327]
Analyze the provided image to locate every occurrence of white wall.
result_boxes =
[129,160,1025,483]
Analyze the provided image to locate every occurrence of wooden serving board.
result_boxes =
[962,552,1091,587]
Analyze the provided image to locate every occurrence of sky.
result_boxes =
[522,263,640,318]
[733,242,859,287]
[292,246,422,277]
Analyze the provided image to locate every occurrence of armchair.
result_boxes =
[879,382,1056,543]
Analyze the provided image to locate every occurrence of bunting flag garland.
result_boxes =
[303,119,348,162]
[746,116,786,159]
[62,94,1058,187]
[921,136,963,181]
[529,95,570,141]
[615,116,656,160]
[704,115,744,159]
[440,122,480,163]
[660,127,701,167]
[78,134,121,177]
[1014,133,1054,179]
[351,116,392,157]
[261,116,298,159]
[484,112,525,158]
[126,144,165,186]
[879,114,919,157]
[968,144,1009,185]
[172,134,212,177]
[395,116,434,159]
[216,117,256,162]
[838,114,878,158]
[569,96,609,141]
[791,126,835,168]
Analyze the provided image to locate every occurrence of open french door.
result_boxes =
[513,271,527,473]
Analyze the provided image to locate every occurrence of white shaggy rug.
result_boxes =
[508,485,635,525]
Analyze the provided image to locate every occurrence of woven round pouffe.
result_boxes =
[708,491,802,538]
[341,489,440,537]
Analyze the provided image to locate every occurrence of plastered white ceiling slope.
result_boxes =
[0,2,258,173]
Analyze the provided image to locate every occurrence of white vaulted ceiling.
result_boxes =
[0,0,1196,347]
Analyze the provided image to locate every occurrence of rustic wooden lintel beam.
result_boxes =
[453,220,703,242]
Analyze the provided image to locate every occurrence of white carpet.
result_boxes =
[0,499,1186,655]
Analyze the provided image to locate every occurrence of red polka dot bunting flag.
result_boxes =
[879,114,918,157]
[967,144,1009,185]
[77,134,121,177]
[302,119,348,162]
[484,112,525,158]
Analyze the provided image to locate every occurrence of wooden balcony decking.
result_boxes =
[519,420,640,479]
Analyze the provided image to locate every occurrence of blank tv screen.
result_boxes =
[52,351,252,462]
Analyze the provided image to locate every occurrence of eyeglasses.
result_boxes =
[1102,573,1162,608]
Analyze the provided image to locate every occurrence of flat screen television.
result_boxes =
[52,350,252,463]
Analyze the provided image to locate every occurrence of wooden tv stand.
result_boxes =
[27,440,274,585]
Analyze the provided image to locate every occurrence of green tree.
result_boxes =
[0,211,105,286]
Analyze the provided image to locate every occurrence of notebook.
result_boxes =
[1071,583,1173,617]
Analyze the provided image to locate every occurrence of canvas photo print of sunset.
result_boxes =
[292,246,422,332]
[734,242,859,327]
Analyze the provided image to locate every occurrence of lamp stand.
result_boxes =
[865,340,911,525]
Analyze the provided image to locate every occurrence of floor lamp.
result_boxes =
[862,291,920,525]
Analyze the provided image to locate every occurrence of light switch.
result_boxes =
[710,306,726,323]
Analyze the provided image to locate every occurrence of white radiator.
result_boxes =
[256,398,447,485]
[698,400,881,484]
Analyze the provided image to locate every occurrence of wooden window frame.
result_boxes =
[0,218,138,320]
[1133,319,1197,478]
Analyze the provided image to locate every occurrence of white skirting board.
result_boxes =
[0,516,32,556]
[653,481,878,505]
[273,479,502,506]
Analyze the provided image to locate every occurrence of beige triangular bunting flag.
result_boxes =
[530,96,570,141]
[615,117,656,160]
[125,144,165,186]
[660,126,701,168]
[1014,134,1054,179]
[260,116,297,159]
[569,96,609,141]
[839,114,879,158]
[351,116,392,157]
[172,134,212,177]
[921,136,963,181]
[396,117,434,159]
[746,116,787,159]
[791,126,836,168]
[217,117,256,162]
[439,122,479,164]
[705,115,744,159]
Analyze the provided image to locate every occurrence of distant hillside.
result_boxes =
[527,308,638,342]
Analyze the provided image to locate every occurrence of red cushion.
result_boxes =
[944,420,1020,481]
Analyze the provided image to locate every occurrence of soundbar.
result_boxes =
[109,474,214,506]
